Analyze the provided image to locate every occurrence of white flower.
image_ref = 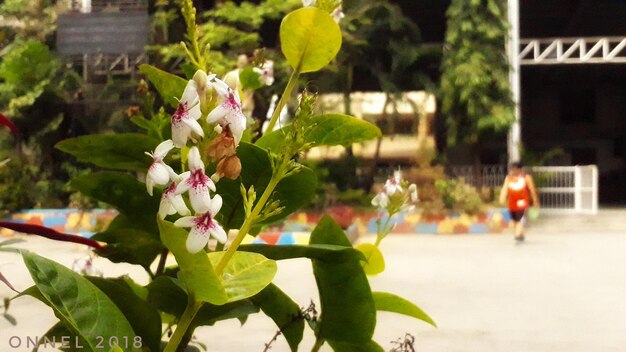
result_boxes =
[206,78,247,145]
[176,147,216,214]
[253,60,274,86]
[171,79,204,147]
[174,194,227,253]
[371,192,389,209]
[145,139,177,196]
[159,182,191,219]
[383,178,402,196]
[302,0,316,6]
[331,6,345,23]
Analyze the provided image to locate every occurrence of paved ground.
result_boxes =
[1,211,626,351]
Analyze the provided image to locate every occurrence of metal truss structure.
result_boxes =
[519,37,626,65]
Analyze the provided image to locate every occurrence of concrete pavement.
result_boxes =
[1,214,626,351]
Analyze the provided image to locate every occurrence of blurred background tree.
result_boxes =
[440,0,514,165]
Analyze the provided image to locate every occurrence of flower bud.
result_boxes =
[216,155,242,180]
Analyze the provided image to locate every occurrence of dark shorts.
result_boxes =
[509,209,526,222]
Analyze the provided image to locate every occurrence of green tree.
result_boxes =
[440,0,514,155]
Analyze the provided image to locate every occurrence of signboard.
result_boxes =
[57,12,148,54]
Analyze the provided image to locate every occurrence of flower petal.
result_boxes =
[174,216,196,228]
[186,226,209,253]
[181,80,200,107]
[211,78,230,98]
[146,175,155,196]
[149,162,172,185]
[188,100,202,121]
[209,221,227,244]
[228,112,247,145]
[172,121,191,148]
[182,117,205,138]
[209,194,223,217]
[206,105,228,124]
[189,186,211,214]
[175,172,192,194]
[153,139,175,159]
[187,147,204,171]
[171,194,191,216]
[158,197,176,219]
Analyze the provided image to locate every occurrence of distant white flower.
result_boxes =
[171,79,204,147]
[176,147,216,214]
[302,0,316,6]
[371,192,389,209]
[159,182,191,219]
[145,139,177,196]
[206,78,247,145]
[175,194,227,253]
[253,60,274,86]
[383,175,403,195]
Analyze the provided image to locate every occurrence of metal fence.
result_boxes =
[449,165,598,214]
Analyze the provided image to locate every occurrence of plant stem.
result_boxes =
[311,338,325,352]
[375,211,395,247]
[155,249,169,276]
[264,69,301,135]
[214,162,286,275]
[163,298,203,352]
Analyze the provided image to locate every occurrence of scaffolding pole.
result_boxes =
[507,0,521,163]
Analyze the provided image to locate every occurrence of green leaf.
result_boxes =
[239,244,365,262]
[87,277,162,352]
[372,291,436,327]
[139,64,187,108]
[304,114,382,147]
[239,67,263,90]
[208,252,277,303]
[251,284,304,352]
[280,7,342,73]
[0,238,23,254]
[20,252,139,351]
[71,172,161,235]
[92,228,164,270]
[214,143,316,230]
[56,134,160,172]
[256,114,381,151]
[310,216,376,343]
[146,276,259,327]
[356,243,385,276]
[327,339,385,352]
[158,219,228,305]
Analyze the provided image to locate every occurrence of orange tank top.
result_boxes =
[507,175,530,211]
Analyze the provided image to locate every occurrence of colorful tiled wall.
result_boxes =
[0,209,117,238]
[1,208,515,245]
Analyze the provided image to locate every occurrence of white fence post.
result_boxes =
[574,166,582,213]
[591,165,599,215]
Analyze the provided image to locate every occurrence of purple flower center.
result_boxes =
[173,102,189,124]
[188,169,210,188]
[225,91,240,111]
[164,183,177,196]
[193,213,215,231]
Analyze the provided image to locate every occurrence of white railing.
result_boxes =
[519,37,626,65]
[449,165,599,215]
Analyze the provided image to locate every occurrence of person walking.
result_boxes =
[499,162,540,242]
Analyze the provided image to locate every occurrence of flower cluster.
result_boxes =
[371,170,419,213]
[144,70,248,253]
